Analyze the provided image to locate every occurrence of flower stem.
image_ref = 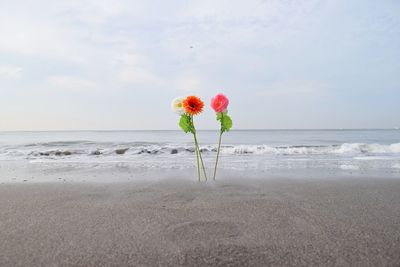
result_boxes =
[191,115,207,181]
[191,116,201,181]
[194,135,200,182]
[194,133,207,181]
[213,130,223,181]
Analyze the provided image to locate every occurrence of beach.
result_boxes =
[1,174,400,266]
[1,130,400,266]
[2,0,400,265]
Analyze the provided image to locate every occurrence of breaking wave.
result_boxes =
[222,143,400,156]
[0,142,400,160]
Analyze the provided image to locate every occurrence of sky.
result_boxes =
[0,0,399,130]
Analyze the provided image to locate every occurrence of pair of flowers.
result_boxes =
[171,94,232,181]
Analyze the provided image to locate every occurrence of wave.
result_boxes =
[22,141,159,147]
[0,143,400,160]
[221,143,400,156]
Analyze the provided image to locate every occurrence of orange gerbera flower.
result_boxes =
[183,96,204,115]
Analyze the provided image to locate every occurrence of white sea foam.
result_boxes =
[339,164,360,170]
[222,143,400,156]
[392,164,400,169]
[1,142,400,160]
[1,130,399,180]
[332,143,400,155]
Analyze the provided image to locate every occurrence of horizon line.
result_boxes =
[0,128,399,133]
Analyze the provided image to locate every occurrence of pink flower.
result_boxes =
[211,93,229,113]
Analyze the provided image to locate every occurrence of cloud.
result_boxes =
[47,75,99,91]
[0,65,22,79]
[113,53,162,86]
[174,73,208,95]
[0,0,399,130]
[116,67,161,85]
[257,80,330,98]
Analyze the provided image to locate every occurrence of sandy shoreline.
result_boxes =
[1,177,400,266]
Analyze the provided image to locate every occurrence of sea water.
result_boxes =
[0,130,399,181]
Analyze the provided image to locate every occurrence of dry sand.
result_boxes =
[1,177,400,266]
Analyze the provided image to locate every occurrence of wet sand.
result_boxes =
[1,177,400,266]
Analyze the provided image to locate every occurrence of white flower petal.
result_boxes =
[171,97,185,115]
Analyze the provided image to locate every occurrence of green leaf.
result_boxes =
[217,113,232,133]
[222,114,232,132]
[216,111,227,120]
[179,114,193,133]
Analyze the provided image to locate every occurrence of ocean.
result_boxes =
[1,129,400,181]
